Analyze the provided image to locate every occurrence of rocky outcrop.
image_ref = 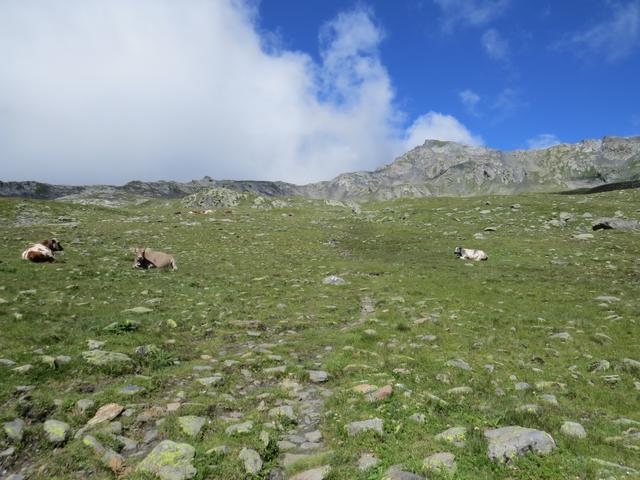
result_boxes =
[2,136,639,201]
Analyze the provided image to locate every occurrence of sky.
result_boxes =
[0,0,639,185]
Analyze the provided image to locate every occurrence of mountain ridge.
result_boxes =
[2,135,639,202]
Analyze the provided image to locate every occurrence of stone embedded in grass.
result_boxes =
[269,405,295,420]
[447,386,472,396]
[123,306,153,314]
[283,453,312,467]
[82,350,132,366]
[540,394,558,406]
[622,358,640,373]
[385,465,425,480]
[322,275,346,285]
[87,403,124,427]
[409,413,426,424]
[225,421,253,435]
[12,364,32,374]
[560,421,587,438]
[0,359,16,366]
[549,332,571,341]
[238,447,262,475]
[120,385,145,395]
[514,382,530,391]
[178,416,206,437]
[346,418,383,436]
[435,427,466,447]
[517,404,542,414]
[358,452,380,471]
[485,426,556,463]
[589,359,610,373]
[137,440,197,480]
[445,358,472,371]
[289,465,331,480]
[423,452,456,475]
[43,420,70,443]
[308,370,329,383]
[196,374,223,386]
[3,419,25,442]
[87,340,105,350]
[353,383,378,394]
[368,384,393,401]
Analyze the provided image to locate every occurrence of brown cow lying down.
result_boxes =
[454,246,488,261]
[21,239,64,263]
[133,247,177,270]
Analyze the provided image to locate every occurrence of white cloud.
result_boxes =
[527,134,561,149]
[562,1,640,62]
[482,29,509,60]
[433,0,510,31]
[492,87,525,120]
[404,112,484,150]
[0,0,481,185]
[459,89,481,115]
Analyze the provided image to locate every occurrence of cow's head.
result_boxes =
[454,246,463,257]
[42,238,64,252]
[133,247,153,269]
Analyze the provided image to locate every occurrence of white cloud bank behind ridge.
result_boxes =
[0,0,481,185]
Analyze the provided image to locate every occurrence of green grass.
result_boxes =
[0,190,639,479]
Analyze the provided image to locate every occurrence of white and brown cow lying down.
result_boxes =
[21,239,64,263]
[133,247,177,270]
[454,246,488,261]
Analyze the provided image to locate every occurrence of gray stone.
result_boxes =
[549,332,571,341]
[76,398,95,414]
[269,405,295,420]
[178,416,206,437]
[120,384,145,395]
[445,358,472,371]
[409,413,426,423]
[308,370,329,383]
[560,421,587,438]
[225,421,253,435]
[43,419,71,443]
[592,218,639,231]
[515,382,530,391]
[540,394,558,406]
[622,358,640,373]
[289,466,330,480]
[435,427,466,447]
[0,358,16,366]
[238,447,262,475]
[3,419,25,442]
[346,418,383,436]
[358,452,380,471]
[196,375,223,386]
[385,465,425,480]
[87,403,124,426]
[322,275,345,285]
[82,350,131,366]
[485,426,556,463]
[137,440,197,480]
[423,452,456,474]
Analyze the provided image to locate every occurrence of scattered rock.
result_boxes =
[423,452,456,475]
[43,419,70,443]
[3,419,25,442]
[225,421,253,435]
[435,427,466,447]
[269,405,295,420]
[358,452,379,471]
[346,418,383,436]
[82,350,131,366]
[322,275,346,285]
[485,426,556,463]
[384,465,425,480]
[137,440,197,480]
[289,466,331,480]
[592,218,639,231]
[87,403,124,427]
[178,416,206,437]
[445,358,472,371]
[560,421,587,439]
[196,375,223,386]
[308,370,329,383]
[238,447,262,475]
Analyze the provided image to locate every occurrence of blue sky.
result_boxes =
[258,0,640,150]
[0,0,639,184]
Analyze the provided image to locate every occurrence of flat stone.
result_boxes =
[178,416,206,437]
[358,452,380,471]
[370,384,393,401]
[87,339,105,349]
[87,403,124,427]
[435,427,466,447]
[322,275,345,285]
[540,394,558,406]
[305,430,322,442]
[123,306,153,314]
[409,413,426,423]
[76,398,95,414]
[196,375,223,386]
[120,384,145,395]
[592,218,639,231]
[0,446,15,458]
[82,350,131,366]
[549,332,571,341]
[137,440,197,480]
[445,358,472,371]
[560,421,587,439]
[516,404,542,414]
[0,359,16,366]
[238,447,262,475]
[353,384,378,394]
[515,382,530,391]
[12,364,32,373]
[447,386,472,396]
[289,465,330,480]
[385,465,425,480]
[423,452,456,475]
[622,358,640,373]
[43,419,71,443]
[308,370,329,383]
[225,421,253,435]
[269,405,295,420]
[102,449,125,474]
[485,426,556,463]
[3,419,25,442]
[346,418,383,436]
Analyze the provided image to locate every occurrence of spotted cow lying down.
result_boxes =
[454,246,488,261]
[21,239,64,263]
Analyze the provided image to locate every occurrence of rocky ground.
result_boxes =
[0,189,639,479]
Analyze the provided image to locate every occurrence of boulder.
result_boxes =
[485,426,556,463]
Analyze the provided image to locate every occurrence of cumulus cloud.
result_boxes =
[482,29,509,60]
[527,134,561,150]
[560,1,640,62]
[403,112,484,150]
[433,0,510,31]
[0,0,479,185]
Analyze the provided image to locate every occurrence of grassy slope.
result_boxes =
[0,190,639,479]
